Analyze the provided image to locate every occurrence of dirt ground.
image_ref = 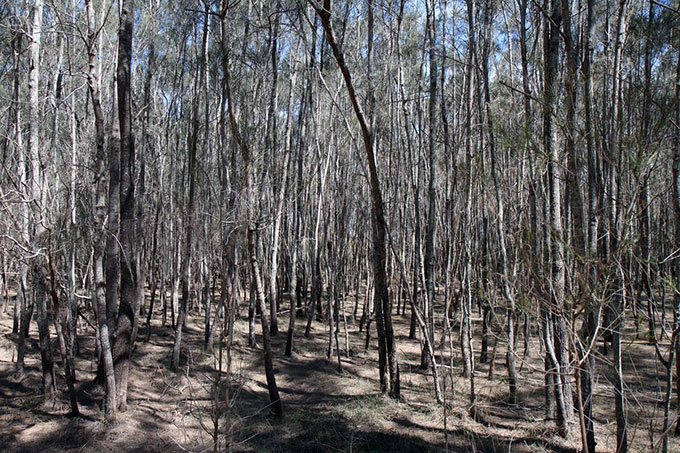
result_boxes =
[1,291,678,452]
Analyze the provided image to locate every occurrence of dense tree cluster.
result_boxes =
[1,0,679,451]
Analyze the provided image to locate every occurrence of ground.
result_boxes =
[0,291,678,452]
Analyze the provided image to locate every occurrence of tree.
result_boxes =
[172,7,206,372]
[86,0,116,417]
[111,0,138,411]
[312,0,400,399]
[222,0,283,415]
[27,0,55,401]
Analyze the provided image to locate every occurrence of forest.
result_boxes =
[0,0,679,451]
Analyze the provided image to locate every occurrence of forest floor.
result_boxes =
[1,290,679,452]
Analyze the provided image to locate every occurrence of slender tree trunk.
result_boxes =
[27,0,55,401]
[105,67,121,347]
[86,0,116,417]
[41,263,79,416]
[609,2,629,449]
[312,0,399,399]
[13,24,29,380]
[580,0,598,449]
[563,0,584,256]
[111,0,138,411]
[222,3,282,413]
[267,15,282,337]
[145,201,161,342]
[462,0,476,383]
[247,226,283,415]
[481,0,517,406]
[172,9,206,372]
[286,46,304,356]
[422,0,437,374]
[544,0,572,437]
[672,25,680,437]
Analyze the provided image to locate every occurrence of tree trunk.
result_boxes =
[312,0,399,399]
[481,0,517,406]
[28,0,55,401]
[422,0,437,374]
[247,226,283,415]
[13,23,29,380]
[580,0,597,449]
[544,0,572,437]
[111,0,138,411]
[672,22,680,437]
[172,7,206,372]
[87,0,116,417]
[222,3,282,413]
[609,2,629,449]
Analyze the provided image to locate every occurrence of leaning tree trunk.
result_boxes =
[312,0,400,399]
[222,1,282,414]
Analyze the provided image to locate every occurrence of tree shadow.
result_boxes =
[234,405,447,453]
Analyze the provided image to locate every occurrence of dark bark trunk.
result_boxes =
[421,0,437,375]
[580,0,597,448]
[87,0,116,417]
[247,227,283,415]
[544,0,572,437]
[222,4,282,413]
[112,0,137,411]
[672,23,680,438]
[34,272,55,398]
[312,0,399,400]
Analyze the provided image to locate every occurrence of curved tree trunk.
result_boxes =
[222,1,282,414]
[312,0,399,399]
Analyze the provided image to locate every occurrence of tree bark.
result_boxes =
[86,0,116,417]
[580,0,597,449]
[111,0,138,411]
[27,0,55,401]
[544,0,572,437]
[672,20,680,437]
[609,2,629,449]
[422,0,437,374]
